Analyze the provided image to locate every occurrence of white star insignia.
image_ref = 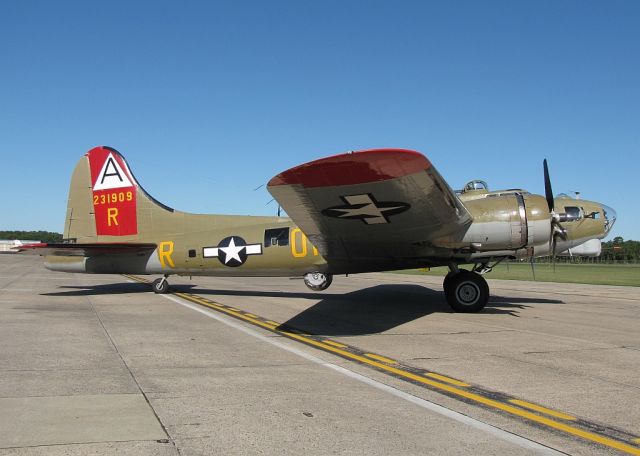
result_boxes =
[202,236,263,267]
[219,237,244,264]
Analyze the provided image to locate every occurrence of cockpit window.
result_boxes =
[463,180,489,192]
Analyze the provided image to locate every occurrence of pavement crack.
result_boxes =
[86,293,180,455]
[0,439,176,451]
[492,353,640,391]
[522,346,625,355]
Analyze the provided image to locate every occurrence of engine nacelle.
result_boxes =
[461,193,551,256]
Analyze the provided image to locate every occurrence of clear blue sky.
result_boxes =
[1,1,638,240]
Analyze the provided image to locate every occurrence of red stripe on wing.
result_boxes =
[268,149,431,188]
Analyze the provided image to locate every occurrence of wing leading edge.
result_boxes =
[268,149,471,271]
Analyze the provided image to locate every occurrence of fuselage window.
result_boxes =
[188,249,196,258]
[560,206,582,222]
[264,227,289,247]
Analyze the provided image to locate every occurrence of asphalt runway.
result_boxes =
[1,255,638,455]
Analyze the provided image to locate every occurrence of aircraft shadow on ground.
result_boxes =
[41,282,150,296]
[490,295,564,305]
[272,285,443,336]
[41,282,563,336]
[273,285,565,336]
[177,286,341,301]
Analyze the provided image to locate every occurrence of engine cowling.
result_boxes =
[461,193,551,257]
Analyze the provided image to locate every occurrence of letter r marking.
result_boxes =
[107,207,119,226]
[158,241,175,268]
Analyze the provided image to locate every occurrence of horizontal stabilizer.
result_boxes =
[14,242,157,256]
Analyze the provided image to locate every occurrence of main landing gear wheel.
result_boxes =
[444,270,489,313]
[152,276,169,294]
[443,272,455,291]
[303,272,333,291]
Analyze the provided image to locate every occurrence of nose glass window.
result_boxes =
[602,204,617,232]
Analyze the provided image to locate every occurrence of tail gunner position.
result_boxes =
[18,146,616,312]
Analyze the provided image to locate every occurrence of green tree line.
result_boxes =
[600,237,640,263]
[0,231,63,243]
[528,236,639,264]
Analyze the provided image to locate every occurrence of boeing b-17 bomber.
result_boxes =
[17,146,616,312]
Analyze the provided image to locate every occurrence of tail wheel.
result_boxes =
[303,272,333,291]
[444,270,489,313]
[152,277,169,294]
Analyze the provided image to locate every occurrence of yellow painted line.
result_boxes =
[265,320,280,326]
[509,399,577,421]
[176,293,288,334]
[124,274,146,283]
[365,353,398,364]
[323,340,348,348]
[277,332,640,455]
[633,438,640,444]
[244,313,258,318]
[136,281,640,455]
[425,372,470,387]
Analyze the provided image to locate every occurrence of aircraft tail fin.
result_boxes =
[64,146,173,242]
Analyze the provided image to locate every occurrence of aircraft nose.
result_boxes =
[602,204,617,234]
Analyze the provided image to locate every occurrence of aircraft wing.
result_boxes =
[267,149,471,270]
[14,242,158,256]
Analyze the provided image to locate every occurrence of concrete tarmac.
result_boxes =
[0,255,638,455]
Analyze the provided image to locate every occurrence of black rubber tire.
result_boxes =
[303,272,333,291]
[444,270,489,313]
[443,272,455,291]
[152,278,169,294]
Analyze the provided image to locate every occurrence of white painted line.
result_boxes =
[161,294,562,455]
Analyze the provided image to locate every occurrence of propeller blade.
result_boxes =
[529,257,536,281]
[543,159,554,212]
[552,233,557,272]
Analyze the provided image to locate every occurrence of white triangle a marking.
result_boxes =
[93,153,134,190]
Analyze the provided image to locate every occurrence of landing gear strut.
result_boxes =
[443,268,489,312]
[303,272,333,291]
[152,275,170,294]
